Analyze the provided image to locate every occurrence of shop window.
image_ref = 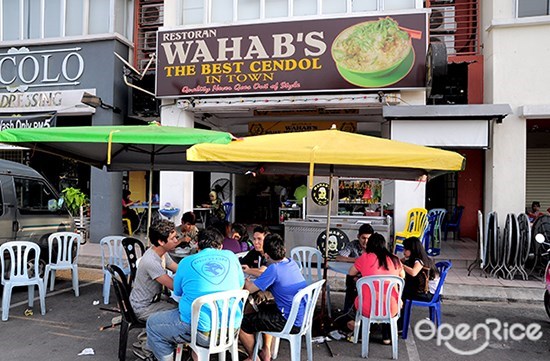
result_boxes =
[175,0,420,26]
[238,0,260,20]
[294,0,317,16]
[384,0,416,11]
[517,0,550,17]
[0,0,132,41]
[212,0,234,23]
[89,0,111,34]
[266,0,288,18]
[352,0,378,12]
[65,0,84,36]
[322,0,346,14]
[182,0,204,25]
[45,0,62,38]
[2,0,20,41]
[24,0,41,39]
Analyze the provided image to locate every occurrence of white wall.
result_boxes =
[388,90,427,233]
[483,3,550,219]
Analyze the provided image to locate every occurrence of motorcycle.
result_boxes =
[535,233,550,318]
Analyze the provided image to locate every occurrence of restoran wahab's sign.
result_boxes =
[156,12,427,97]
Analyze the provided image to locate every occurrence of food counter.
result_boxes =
[282,176,392,257]
[283,216,392,257]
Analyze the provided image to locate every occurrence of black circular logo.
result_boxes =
[316,228,350,260]
[311,182,333,206]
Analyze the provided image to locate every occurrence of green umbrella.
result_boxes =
[0,123,235,237]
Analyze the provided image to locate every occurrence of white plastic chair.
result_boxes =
[1,241,46,321]
[174,289,249,361]
[252,279,325,361]
[353,275,404,359]
[290,246,333,317]
[99,235,129,304]
[44,232,82,297]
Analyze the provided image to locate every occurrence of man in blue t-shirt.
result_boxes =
[239,234,307,361]
[146,228,244,361]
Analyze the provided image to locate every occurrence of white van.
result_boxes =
[0,159,74,272]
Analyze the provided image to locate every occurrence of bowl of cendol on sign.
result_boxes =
[332,17,413,79]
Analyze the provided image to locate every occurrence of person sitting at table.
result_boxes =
[239,233,307,361]
[231,223,253,252]
[177,211,198,249]
[122,189,140,234]
[210,220,242,254]
[145,228,244,361]
[335,223,374,263]
[338,233,404,344]
[240,225,269,278]
[202,190,226,226]
[401,236,437,303]
[129,220,179,322]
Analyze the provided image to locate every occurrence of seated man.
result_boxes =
[334,223,373,312]
[146,228,244,361]
[240,225,269,278]
[239,234,307,361]
[335,223,374,263]
[130,220,179,322]
[177,211,198,248]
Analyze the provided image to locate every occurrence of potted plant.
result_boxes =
[61,187,89,216]
[61,187,90,242]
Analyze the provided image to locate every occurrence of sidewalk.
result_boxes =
[79,235,545,304]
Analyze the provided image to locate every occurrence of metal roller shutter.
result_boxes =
[526,148,550,211]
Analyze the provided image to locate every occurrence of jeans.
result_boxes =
[146,309,210,361]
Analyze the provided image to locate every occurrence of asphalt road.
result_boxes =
[1,268,549,361]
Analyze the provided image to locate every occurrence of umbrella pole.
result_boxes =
[146,153,154,245]
[320,166,334,330]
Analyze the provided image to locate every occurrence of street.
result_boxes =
[1,268,549,361]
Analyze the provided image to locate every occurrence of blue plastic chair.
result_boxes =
[425,208,447,256]
[401,260,452,339]
[443,206,464,241]
[222,202,233,222]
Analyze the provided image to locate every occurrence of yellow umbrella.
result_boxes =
[187,128,465,183]
[187,127,465,323]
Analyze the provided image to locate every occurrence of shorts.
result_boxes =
[240,303,300,334]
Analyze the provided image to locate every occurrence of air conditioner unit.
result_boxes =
[430,6,456,33]
[142,31,157,51]
[141,4,164,26]
[430,35,456,56]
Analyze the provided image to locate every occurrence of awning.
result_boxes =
[383,104,512,148]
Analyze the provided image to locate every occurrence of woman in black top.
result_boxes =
[401,236,436,302]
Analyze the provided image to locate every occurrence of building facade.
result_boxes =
[0,0,136,240]
[3,0,544,242]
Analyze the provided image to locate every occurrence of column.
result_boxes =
[159,103,195,221]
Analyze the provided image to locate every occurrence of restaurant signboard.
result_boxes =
[156,12,428,97]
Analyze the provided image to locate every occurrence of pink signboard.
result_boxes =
[156,13,428,97]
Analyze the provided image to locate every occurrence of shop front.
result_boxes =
[156,10,430,229]
[0,37,131,241]
[155,7,511,245]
